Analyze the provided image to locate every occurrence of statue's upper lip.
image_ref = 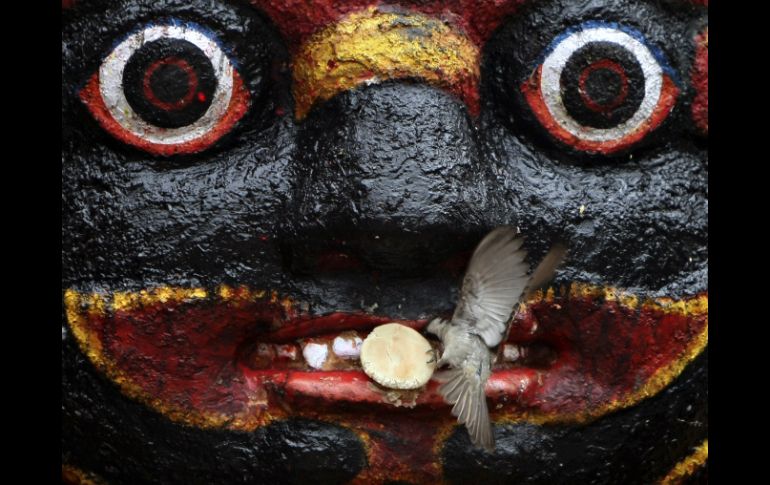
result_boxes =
[64,284,707,431]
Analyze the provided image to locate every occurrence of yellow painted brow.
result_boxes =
[292,6,479,119]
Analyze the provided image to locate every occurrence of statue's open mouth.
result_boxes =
[65,283,706,431]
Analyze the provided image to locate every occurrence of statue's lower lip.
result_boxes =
[64,284,707,431]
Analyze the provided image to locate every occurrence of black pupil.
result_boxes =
[584,68,622,107]
[560,41,645,129]
[149,63,193,104]
[123,38,217,129]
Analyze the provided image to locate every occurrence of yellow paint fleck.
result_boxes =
[112,291,139,311]
[62,465,106,485]
[280,296,294,315]
[65,289,103,364]
[111,286,207,311]
[218,284,233,300]
[292,6,479,119]
[579,204,586,216]
[85,293,106,316]
[660,439,708,485]
[601,286,640,309]
[218,284,268,303]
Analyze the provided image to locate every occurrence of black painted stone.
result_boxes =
[63,0,708,482]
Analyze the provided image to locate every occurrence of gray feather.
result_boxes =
[442,374,465,401]
[438,366,494,451]
[523,242,568,300]
[453,226,529,347]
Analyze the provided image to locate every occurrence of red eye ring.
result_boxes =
[522,67,678,154]
[80,71,249,156]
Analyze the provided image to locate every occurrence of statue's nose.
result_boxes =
[286,81,498,273]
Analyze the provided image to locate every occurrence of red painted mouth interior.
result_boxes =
[80,288,706,421]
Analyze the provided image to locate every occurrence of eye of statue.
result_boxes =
[521,22,679,155]
[78,21,250,156]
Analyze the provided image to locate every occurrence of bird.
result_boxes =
[425,226,567,451]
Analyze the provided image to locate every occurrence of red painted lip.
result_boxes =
[65,285,707,429]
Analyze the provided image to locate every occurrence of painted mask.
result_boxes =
[62,0,708,483]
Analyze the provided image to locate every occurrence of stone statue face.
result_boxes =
[62,1,707,483]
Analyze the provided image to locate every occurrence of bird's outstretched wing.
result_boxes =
[523,242,568,301]
[437,361,494,451]
[452,226,529,348]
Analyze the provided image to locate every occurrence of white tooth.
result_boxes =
[302,342,329,369]
[503,344,521,362]
[332,335,363,358]
[275,344,299,360]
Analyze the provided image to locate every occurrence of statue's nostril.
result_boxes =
[279,228,483,277]
[354,231,474,274]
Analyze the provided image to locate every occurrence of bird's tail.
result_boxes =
[437,368,494,451]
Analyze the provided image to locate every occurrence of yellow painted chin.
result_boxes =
[660,439,708,484]
[292,6,480,119]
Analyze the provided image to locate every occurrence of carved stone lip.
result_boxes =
[64,284,707,431]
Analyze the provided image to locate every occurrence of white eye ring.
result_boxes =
[99,24,234,145]
[540,26,663,143]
